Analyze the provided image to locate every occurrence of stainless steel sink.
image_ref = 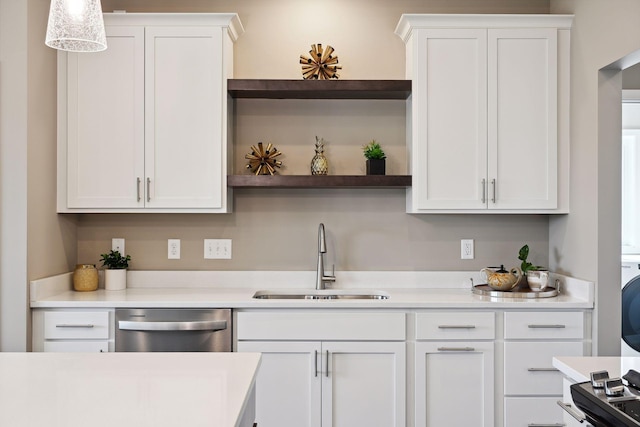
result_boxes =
[252,289,390,300]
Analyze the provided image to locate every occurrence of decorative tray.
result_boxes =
[472,284,559,299]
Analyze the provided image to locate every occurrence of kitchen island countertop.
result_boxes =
[0,352,260,427]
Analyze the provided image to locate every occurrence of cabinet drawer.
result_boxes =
[236,311,405,341]
[415,312,495,340]
[504,341,584,395]
[43,341,109,352]
[504,311,584,339]
[44,311,110,339]
[504,397,565,426]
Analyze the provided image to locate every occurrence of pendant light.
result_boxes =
[45,0,107,52]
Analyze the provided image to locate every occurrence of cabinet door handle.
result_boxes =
[314,350,318,377]
[528,367,559,372]
[491,179,496,203]
[527,424,566,427]
[481,179,486,203]
[556,400,585,423]
[136,177,141,202]
[437,347,475,352]
[528,324,566,329]
[146,177,151,202]
[325,350,329,378]
[56,324,95,328]
[438,325,476,329]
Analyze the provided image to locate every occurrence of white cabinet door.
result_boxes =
[504,397,566,427]
[488,28,558,209]
[322,341,405,427]
[65,26,145,209]
[144,26,225,209]
[412,29,487,210]
[415,341,494,427]
[236,341,322,427]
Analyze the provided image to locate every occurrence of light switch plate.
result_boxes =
[204,239,232,259]
[112,238,125,254]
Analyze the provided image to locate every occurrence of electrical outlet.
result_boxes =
[204,239,232,259]
[461,239,474,260]
[112,238,125,254]
[168,239,180,259]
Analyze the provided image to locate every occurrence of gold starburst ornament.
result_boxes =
[300,44,342,80]
[245,142,283,175]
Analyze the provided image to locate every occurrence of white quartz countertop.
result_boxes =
[0,352,261,427]
[30,271,594,309]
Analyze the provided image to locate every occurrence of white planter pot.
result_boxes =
[105,269,127,291]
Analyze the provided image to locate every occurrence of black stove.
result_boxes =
[570,370,640,426]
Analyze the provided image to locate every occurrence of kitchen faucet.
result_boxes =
[316,223,336,290]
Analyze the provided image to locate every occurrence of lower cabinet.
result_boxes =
[415,341,494,427]
[32,309,114,352]
[237,340,405,427]
[235,311,407,427]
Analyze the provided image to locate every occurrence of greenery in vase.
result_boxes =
[100,250,131,269]
[362,140,386,160]
[518,244,545,274]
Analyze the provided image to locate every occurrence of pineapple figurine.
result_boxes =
[311,136,329,175]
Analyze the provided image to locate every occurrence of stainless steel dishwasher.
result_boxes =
[115,308,232,352]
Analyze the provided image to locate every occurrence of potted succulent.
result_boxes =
[362,140,386,175]
[99,250,131,291]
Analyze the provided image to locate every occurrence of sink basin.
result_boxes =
[252,289,390,300]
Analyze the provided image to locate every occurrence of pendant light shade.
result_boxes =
[45,0,107,52]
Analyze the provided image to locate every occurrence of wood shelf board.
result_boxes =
[228,79,411,100]
[227,175,411,188]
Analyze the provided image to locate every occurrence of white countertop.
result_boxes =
[0,352,260,427]
[553,356,640,382]
[30,270,594,309]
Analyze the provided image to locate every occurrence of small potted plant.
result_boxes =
[362,140,386,175]
[99,250,131,291]
[518,244,549,290]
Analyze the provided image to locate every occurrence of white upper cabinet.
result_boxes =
[396,14,572,213]
[58,13,243,213]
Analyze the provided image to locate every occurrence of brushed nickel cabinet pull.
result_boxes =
[527,423,566,427]
[528,367,559,372]
[314,350,318,377]
[146,177,151,202]
[326,350,329,378]
[481,178,486,203]
[56,324,94,328]
[528,324,566,329]
[437,347,475,352]
[438,325,476,329]
[136,177,141,202]
[491,179,496,203]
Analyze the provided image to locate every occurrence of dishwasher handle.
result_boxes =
[118,320,227,332]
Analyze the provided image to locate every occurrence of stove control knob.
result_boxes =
[605,378,625,397]
[590,370,610,388]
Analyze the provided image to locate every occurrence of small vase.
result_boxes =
[73,264,98,292]
[105,269,127,291]
[366,159,385,175]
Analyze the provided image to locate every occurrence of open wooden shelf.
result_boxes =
[227,79,411,100]
[227,175,411,188]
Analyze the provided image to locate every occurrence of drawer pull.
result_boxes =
[528,367,559,372]
[438,325,476,329]
[527,424,566,427]
[437,347,475,352]
[556,400,585,423]
[56,324,95,328]
[528,324,566,329]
